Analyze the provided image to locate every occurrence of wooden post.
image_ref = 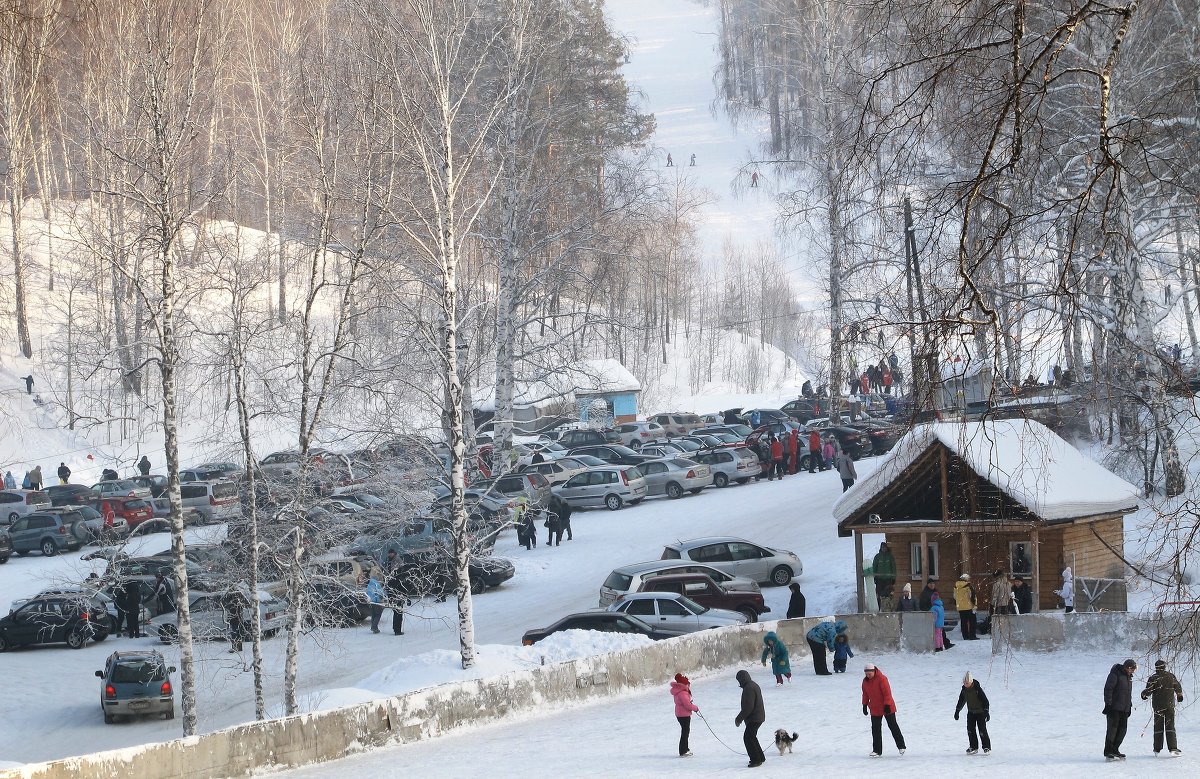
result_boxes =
[939,446,949,523]
[855,532,866,613]
[1031,527,1040,612]
[959,531,970,577]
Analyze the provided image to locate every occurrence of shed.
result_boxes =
[833,420,1138,613]
[574,359,642,424]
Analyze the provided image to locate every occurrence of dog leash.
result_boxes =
[695,711,744,755]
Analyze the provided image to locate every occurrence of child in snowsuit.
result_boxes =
[761,631,792,685]
[670,673,699,757]
[833,633,854,673]
[954,671,991,754]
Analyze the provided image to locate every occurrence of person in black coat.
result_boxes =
[918,581,938,612]
[545,509,563,546]
[553,496,573,541]
[1011,577,1033,614]
[954,672,992,754]
[1103,659,1137,760]
[57,463,71,484]
[786,582,806,618]
[122,581,143,638]
[734,670,766,767]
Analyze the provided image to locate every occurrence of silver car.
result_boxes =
[150,589,290,643]
[692,447,760,487]
[661,536,803,586]
[614,421,668,450]
[635,458,711,499]
[606,591,747,635]
[553,465,647,511]
[0,489,51,524]
[598,560,760,607]
[91,480,152,499]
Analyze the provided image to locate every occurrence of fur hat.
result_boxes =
[674,673,690,685]
[963,672,973,685]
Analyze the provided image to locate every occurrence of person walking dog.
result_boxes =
[670,673,699,757]
[734,670,766,767]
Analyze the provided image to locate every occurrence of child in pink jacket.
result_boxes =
[671,673,699,757]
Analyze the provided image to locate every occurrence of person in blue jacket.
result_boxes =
[366,568,385,634]
[761,631,792,685]
[805,619,847,675]
[931,592,955,651]
[833,632,855,673]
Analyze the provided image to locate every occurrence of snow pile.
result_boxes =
[310,631,652,712]
[833,419,1141,522]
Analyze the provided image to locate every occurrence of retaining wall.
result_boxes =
[0,610,1147,779]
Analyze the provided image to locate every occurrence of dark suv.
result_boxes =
[780,398,825,423]
[97,650,175,723]
[0,595,109,650]
[7,512,88,556]
[557,429,620,448]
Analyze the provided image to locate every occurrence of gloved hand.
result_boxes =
[954,712,959,721]
[735,715,743,727]
[863,705,869,716]
[1102,707,1111,715]
[883,705,892,715]
[985,712,990,722]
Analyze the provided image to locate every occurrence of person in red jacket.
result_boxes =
[860,372,869,394]
[808,430,821,473]
[862,663,906,757]
[769,436,784,480]
[670,673,699,757]
[788,429,800,474]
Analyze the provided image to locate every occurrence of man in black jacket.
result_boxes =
[122,581,143,638]
[918,580,939,612]
[1011,576,1033,614]
[1141,659,1184,755]
[1103,659,1137,760]
[734,670,766,767]
[954,671,991,754]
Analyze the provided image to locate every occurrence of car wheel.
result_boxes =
[604,494,623,511]
[737,607,760,623]
[714,472,729,488]
[0,634,8,652]
[769,565,794,586]
[41,539,58,557]
[67,628,88,649]
[0,555,7,564]
[688,488,703,495]
[470,577,486,595]
[104,713,116,725]
[665,482,684,499]
[165,710,175,720]
[7,512,16,522]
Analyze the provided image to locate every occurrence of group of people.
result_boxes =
[670,651,1186,765]
[4,455,153,491]
[849,354,901,396]
[664,153,698,167]
[512,496,573,550]
[366,548,412,636]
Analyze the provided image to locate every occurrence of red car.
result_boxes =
[93,497,155,529]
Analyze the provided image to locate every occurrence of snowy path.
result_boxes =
[270,643,1200,778]
[613,0,776,263]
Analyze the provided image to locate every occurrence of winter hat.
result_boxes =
[1155,660,1167,670]
[1123,659,1138,669]
[963,672,973,685]
[902,583,911,594]
[674,673,690,685]
[959,573,970,580]
[864,663,876,671]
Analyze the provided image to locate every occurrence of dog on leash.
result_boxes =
[774,729,799,755]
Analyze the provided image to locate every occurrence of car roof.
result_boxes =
[109,650,166,663]
[665,536,750,548]
[611,559,722,575]
[616,591,684,601]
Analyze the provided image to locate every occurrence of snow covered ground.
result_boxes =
[271,641,1200,778]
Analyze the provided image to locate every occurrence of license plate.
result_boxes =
[634,487,645,496]
[128,700,150,710]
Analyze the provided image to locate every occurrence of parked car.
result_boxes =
[6,512,87,556]
[648,412,704,437]
[44,505,128,543]
[633,458,711,498]
[845,419,903,456]
[556,429,621,449]
[306,556,367,589]
[0,595,108,650]
[606,591,747,635]
[780,397,826,423]
[11,586,144,634]
[0,489,52,523]
[179,480,241,523]
[613,421,667,450]
[304,579,370,628]
[553,465,647,511]
[664,438,704,455]
[151,589,290,643]
[520,441,569,464]
[0,529,10,564]
[739,408,791,426]
[521,611,675,645]
[691,448,760,487]
[639,442,686,459]
[45,484,99,508]
[91,480,152,499]
[679,434,725,451]
[661,536,803,586]
[90,497,156,530]
[637,573,769,623]
[129,475,168,498]
[565,444,651,466]
[796,425,865,465]
[374,547,516,597]
[107,557,220,592]
[520,456,594,486]
[188,462,242,479]
[472,472,553,511]
[694,424,753,438]
[96,650,175,723]
[598,560,760,607]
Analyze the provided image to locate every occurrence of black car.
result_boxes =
[45,484,101,507]
[0,595,109,651]
[846,420,903,456]
[779,398,826,423]
[566,444,652,466]
[521,611,675,646]
[0,529,11,563]
[796,425,866,467]
[740,408,791,426]
[367,548,515,597]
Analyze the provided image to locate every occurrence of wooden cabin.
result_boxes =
[833,420,1138,613]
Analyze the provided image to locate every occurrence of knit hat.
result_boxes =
[864,663,876,671]
[1123,659,1137,669]
[959,574,970,580]
[1155,660,1167,670]
[963,672,973,685]
[674,673,690,685]
[902,583,911,594]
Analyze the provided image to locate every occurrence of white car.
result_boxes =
[606,591,747,635]
[521,455,601,486]
[614,421,668,450]
[691,447,761,487]
[150,590,290,643]
[0,489,52,524]
[553,465,647,511]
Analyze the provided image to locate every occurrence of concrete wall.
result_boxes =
[4,610,1149,779]
[989,611,1195,654]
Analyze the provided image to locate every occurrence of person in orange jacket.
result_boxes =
[788,429,800,474]
[807,430,821,473]
[862,663,906,757]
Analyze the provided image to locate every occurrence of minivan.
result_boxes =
[7,512,88,556]
[179,481,240,523]
[0,489,52,524]
[598,560,760,607]
[553,465,647,511]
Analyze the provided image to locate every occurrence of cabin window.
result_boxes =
[909,542,939,579]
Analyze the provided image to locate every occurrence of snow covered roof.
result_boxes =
[475,359,641,411]
[833,419,1139,524]
[573,358,641,395]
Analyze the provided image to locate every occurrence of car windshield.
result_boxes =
[671,440,701,452]
[570,455,607,467]
[678,596,707,615]
[111,660,165,684]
